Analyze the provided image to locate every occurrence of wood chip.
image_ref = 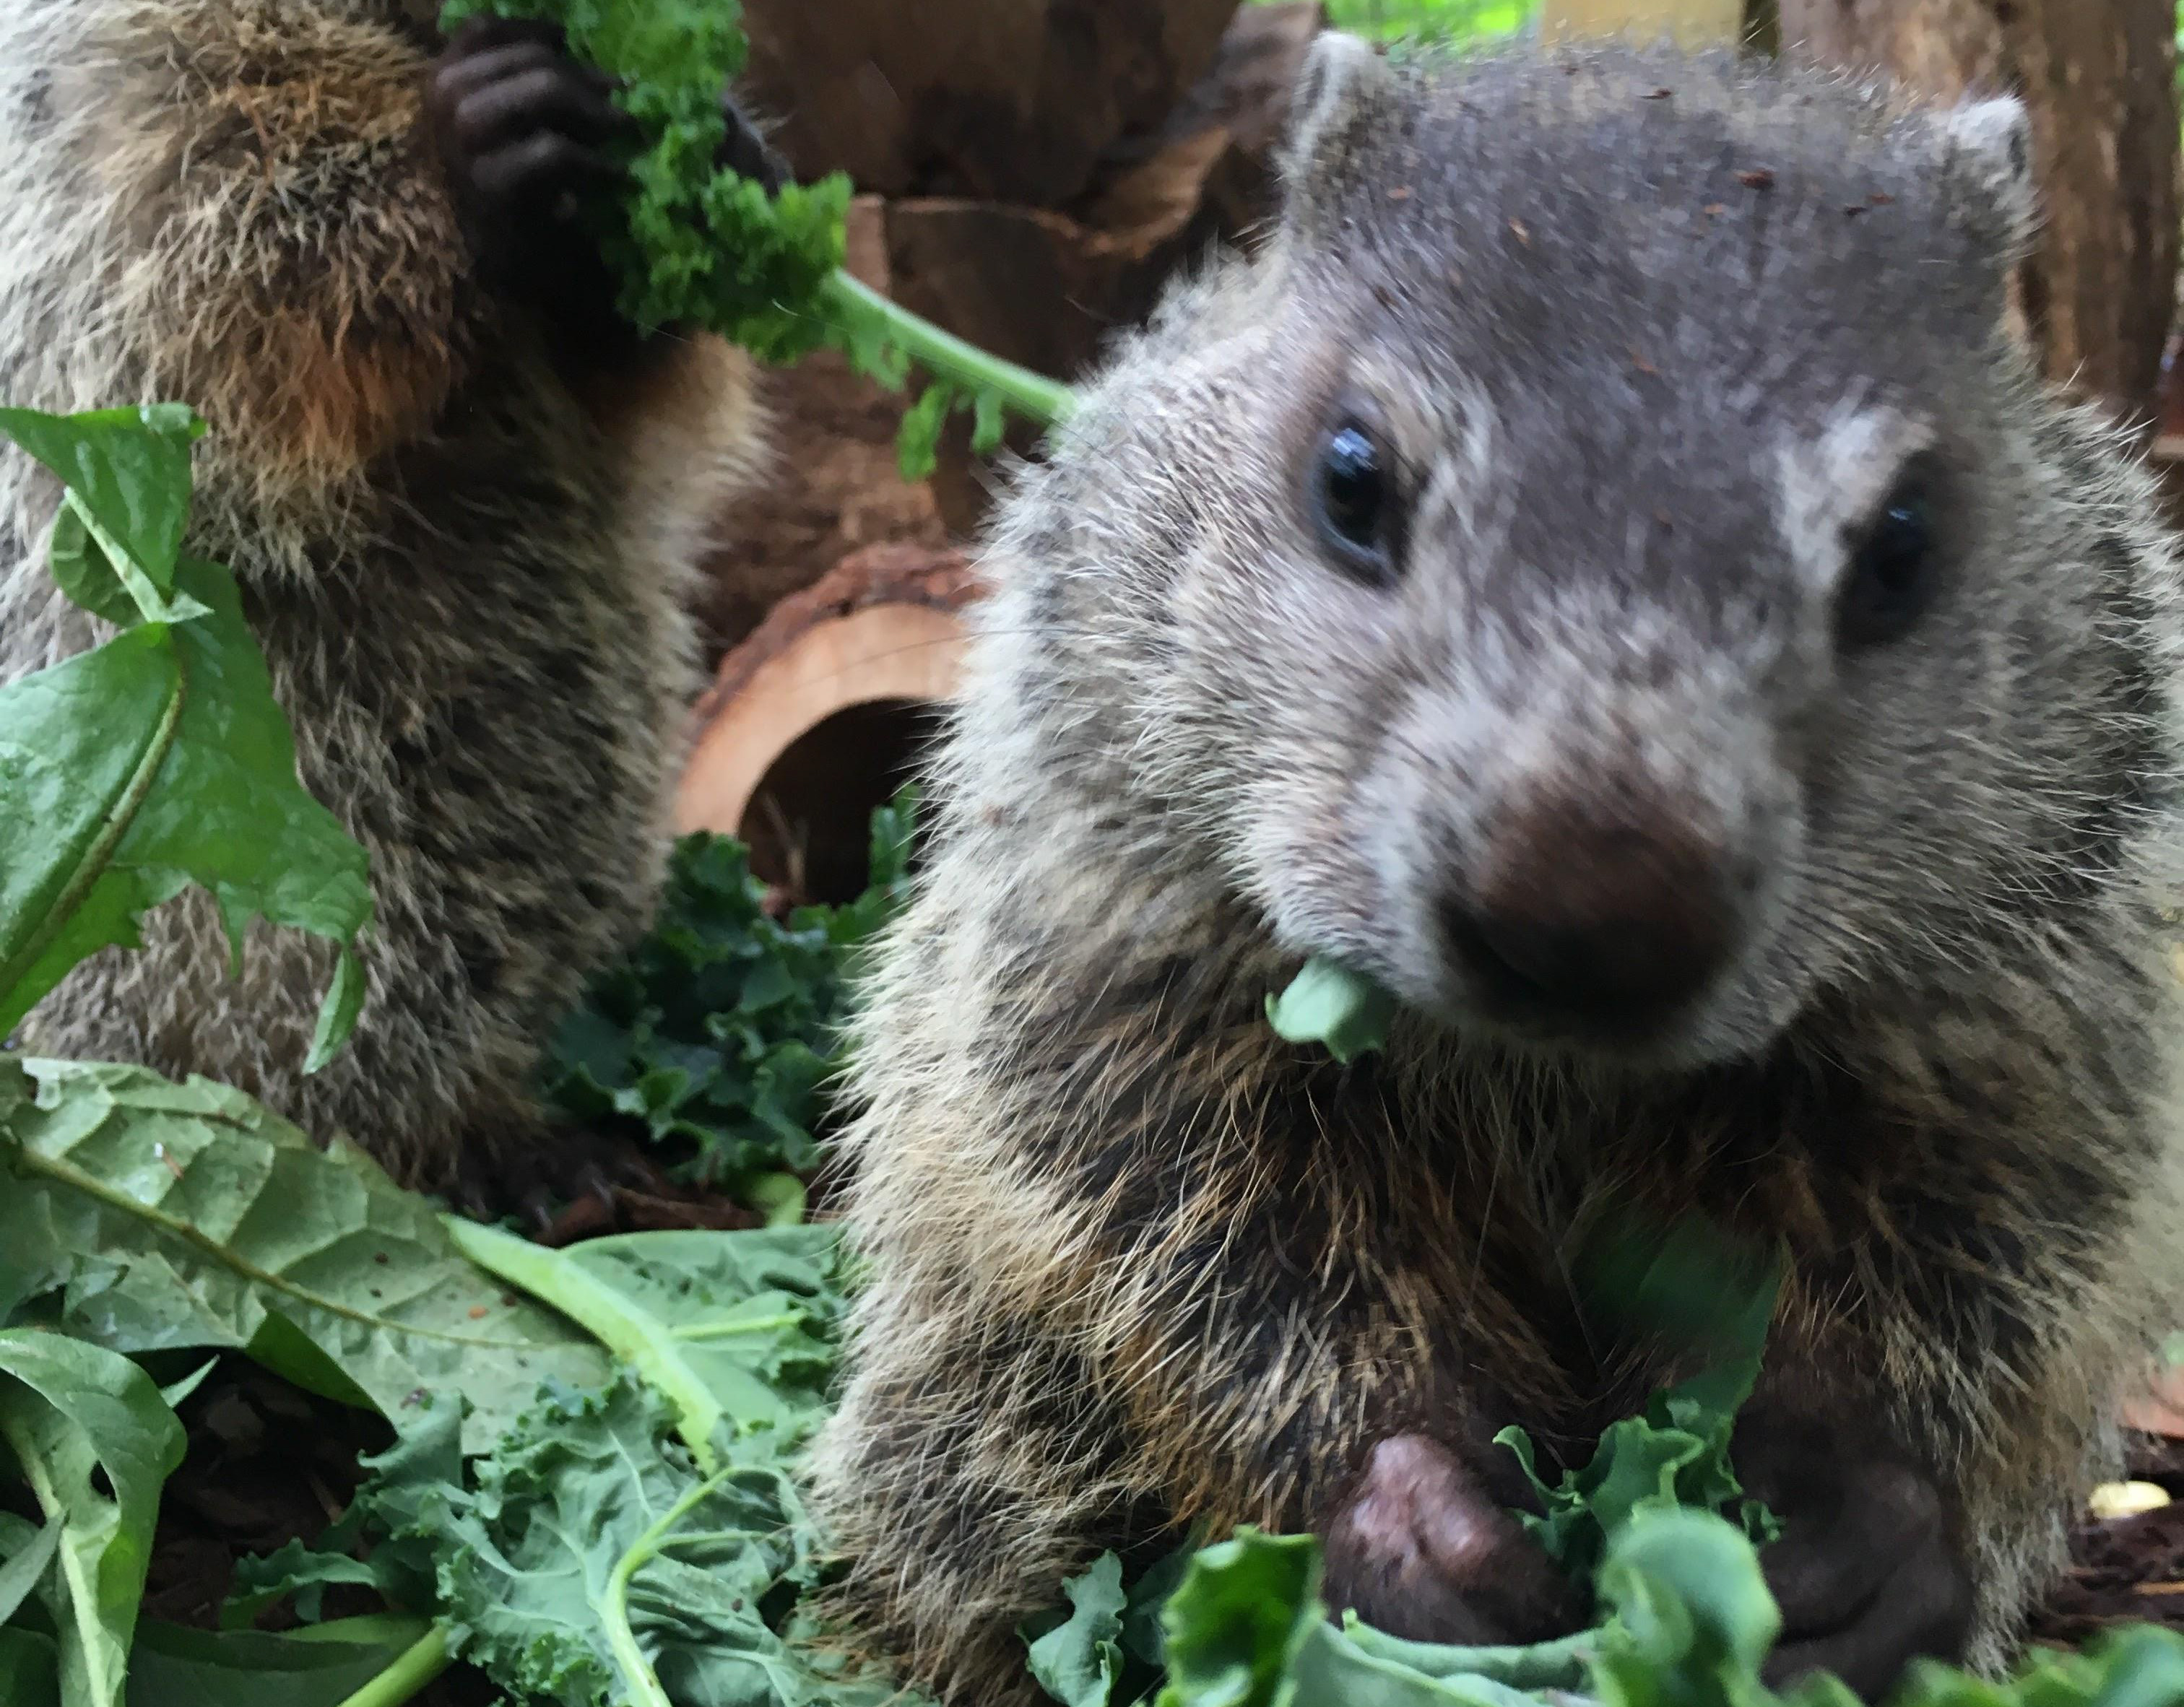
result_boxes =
[2092,1481,2175,1521]
[1387,185,1413,201]
[1508,217,1530,245]
[1643,87,1672,100]
[1736,168,1777,190]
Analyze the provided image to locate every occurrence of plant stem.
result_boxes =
[334,1624,454,1707]
[819,271,1078,427]
[600,1465,737,1707]
[442,1217,723,1469]
[0,1410,123,1706]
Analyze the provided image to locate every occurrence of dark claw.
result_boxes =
[719,91,792,194]
[441,15,573,59]
[517,1182,558,1235]
[424,22,639,347]
[1320,1433,1583,1647]
[451,63,633,160]
[574,1162,620,1219]
[469,131,623,207]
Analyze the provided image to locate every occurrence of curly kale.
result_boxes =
[436,0,1075,478]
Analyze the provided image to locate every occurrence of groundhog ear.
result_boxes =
[1277,30,1397,230]
[1938,94,2037,263]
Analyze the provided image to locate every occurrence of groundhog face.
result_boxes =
[1030,37,2146,1071]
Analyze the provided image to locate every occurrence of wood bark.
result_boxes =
[1777,0,2181,431]
[677,544,980,860]
[739,0,1243,207]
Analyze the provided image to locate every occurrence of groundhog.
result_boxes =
[802,32,2184,1706]
[0,0,785,1214]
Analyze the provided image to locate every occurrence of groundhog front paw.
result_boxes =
[425,17,639,334]
[1733,1412,1975,1702]
[424,19,792,347]
[1320,1433,1583,1646]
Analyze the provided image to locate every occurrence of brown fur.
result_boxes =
[0,0,766,1192]
[803,35,2184,1705]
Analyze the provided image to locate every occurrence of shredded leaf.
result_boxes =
[1265,957,1398,1063]
[0,1331,186,1707]
[0,404,371,1064]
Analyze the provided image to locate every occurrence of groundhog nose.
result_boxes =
[1444,801,1738,1029]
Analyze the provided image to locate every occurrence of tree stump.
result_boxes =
[740,0,1244,207]
[1777,0,2181,432]
[676,544,982,903]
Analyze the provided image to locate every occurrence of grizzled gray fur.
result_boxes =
[803,32,2184,1707]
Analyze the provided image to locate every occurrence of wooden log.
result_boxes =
[1777,0,2182,432]
[898,4,1331,534]
[739,0,1244,208]
[676,545,982,871]
[1093,1,1330,239]
[887,185,1230,534]
[693,6,1332,663]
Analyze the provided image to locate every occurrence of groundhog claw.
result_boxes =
[1320,1433,1581,1647]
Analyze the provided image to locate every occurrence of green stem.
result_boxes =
[599,1466,737,1707]
[820,270,1078,427]
[441,1217,722,1469]
[333,1624,454,1707]
[0,647,183,1020]
[675,1311,803,1344]
[0,1410,122,1706]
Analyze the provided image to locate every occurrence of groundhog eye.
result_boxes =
[1838,469,1940,647]
[1313,420,1398,582]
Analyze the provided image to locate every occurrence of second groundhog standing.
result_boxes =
[803,29,2184,1707]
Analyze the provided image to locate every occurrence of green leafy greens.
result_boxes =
[433,0,1077,479]
[539,789,916,1198]
[1265,957,1398,1063]
[1497,1220,1787,1584]
[0,405,372,1064]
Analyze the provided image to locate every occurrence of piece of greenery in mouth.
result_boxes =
[1263,957,1398,1062]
